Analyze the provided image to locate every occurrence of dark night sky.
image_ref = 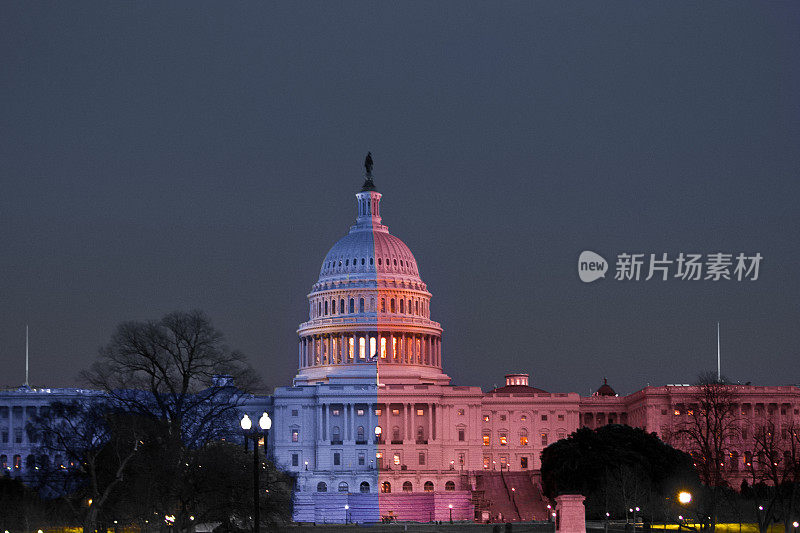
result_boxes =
[1,3,798,395]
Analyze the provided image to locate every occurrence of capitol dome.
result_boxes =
[294,165,448,386]
[318,228,422,284]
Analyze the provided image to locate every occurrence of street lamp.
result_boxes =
[241,411,271,533]
[449,503,453,523]
[678,491,692,505]
[344,504,349,524]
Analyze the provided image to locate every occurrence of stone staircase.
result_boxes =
[474,471,549,522]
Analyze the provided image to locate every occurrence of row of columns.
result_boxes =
[312,402,440,445]
[298,333,441,368]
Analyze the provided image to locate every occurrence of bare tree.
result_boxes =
[81,310,259,445]
[27,399,143,532]
[744,419,800,532]
[79,310,261,527]
[673,374,741,530]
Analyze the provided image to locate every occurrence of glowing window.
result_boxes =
[674,410,681,416]
[370,336,376,357]
[349,337,355,360]
[457,409,465,416]
[381,337,387,359]
[359,337,366,359]
[393,454,401,466]
[375,409,382,416]
[483,433,490,446]
[392,409,400,416]
[417,409,424,416]
[332,409,340,416]
[499,433,508,446]
[541,433,548,446]
[521,415,527,421]
[483,415,490,422]
[520,435,528,446]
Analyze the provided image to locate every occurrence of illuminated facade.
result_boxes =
[266,168,800,523]
[2,163,799,524]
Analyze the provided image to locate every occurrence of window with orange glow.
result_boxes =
[499,433,508,446]
[483,433,490,446]
[520,435,528,446]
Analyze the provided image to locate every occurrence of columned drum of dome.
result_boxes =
[295,172,449,386]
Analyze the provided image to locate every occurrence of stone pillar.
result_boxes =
[555,494,586,533]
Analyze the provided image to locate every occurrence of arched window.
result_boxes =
[349,298,355,313]
[424,481,434,492]
[338,481,349,492]
[519,429,529,446]
[331,426,341,444]
[339,299,345,313]
[445,481,456,491]
[403,481,413,492]
[359,298,365,313]
[357,426,365,442]
[400,299,404,313]
[417,426,425,443]
[324,301,328,315]
[381,481,391,493]
[360,481,370,493]
[317,482,328,492]
[392,426,401,442]
[390,298,395,313]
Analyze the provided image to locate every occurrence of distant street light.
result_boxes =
[449,503,453,523]
[344,504,349,524]
[678,491,692,504]
[241,411,271,533]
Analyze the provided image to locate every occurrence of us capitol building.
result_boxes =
[2,156,799,524]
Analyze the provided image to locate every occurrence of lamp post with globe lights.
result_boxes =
[241,411,271,533]
[449,503,453,523]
